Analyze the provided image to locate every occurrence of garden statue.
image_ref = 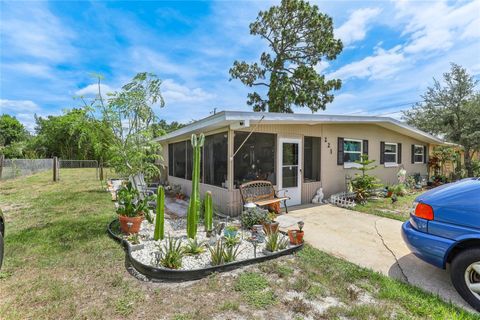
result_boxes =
[397,167,407,184]
[312,187,324,204]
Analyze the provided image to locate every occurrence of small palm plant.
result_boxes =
[265,231,289,252]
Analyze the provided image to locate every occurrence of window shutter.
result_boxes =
[362,140,369,156]
[380,141,385,164]
[423,145,427,164]
[397,143,402,164]
[337,137,344,165]
[411,144,415,164]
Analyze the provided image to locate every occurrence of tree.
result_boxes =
[0,114,28,146]
[93,72,165,178]
[33,109,113,160]
[229,0,342,113]
[403,64,480,177]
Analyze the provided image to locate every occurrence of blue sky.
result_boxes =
[1,0,479,131]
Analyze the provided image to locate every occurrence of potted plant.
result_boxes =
[224,225,239,238]
[117,183,147,234]
[386,185,395,198]
[288,221,305,245]
[262,212,279,234]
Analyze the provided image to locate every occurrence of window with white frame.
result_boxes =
[343,139,362,163]
[384,143,397,163]
[414,145,424,163]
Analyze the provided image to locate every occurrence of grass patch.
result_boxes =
[0,170,477,319]
[234,272,269,292]
[219,300,240,311]
[353,191,421,221]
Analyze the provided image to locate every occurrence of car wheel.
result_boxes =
[450,248,480,311]
[0,231,3,270]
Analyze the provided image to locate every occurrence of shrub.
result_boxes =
[208,240,225,266]
[241,207,268,229]
[351,155,382,203]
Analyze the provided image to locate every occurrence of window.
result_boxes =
[414,145,424,163]
[168,144,174,176]
[304,136,320,182]
[234,132,276,187]
[203,133,228,187]
[384,143,397,163]
[343,139,362,163]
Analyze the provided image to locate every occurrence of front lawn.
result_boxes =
[0,170,476,319]
[353,191,423,221]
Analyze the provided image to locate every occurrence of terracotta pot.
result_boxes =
[288,229,304,245]
[263,222,280,235]
[386,191,393,198]
[118,214,144,234]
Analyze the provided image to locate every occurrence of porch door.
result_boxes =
[278,138,302,206]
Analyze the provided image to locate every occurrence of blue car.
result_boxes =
[402,178,480,311]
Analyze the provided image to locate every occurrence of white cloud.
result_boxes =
[395,0,480,54]
[75,84,115,97]
[329,45,405,80]
[0,99,40,113]
[1,63,53,79]
[0,2,75,62]
[161,79,216,103]
[335,8,382,46]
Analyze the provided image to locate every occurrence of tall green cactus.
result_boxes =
[204,191,213,232]
[154,186,165,241]
[187,133,204,238]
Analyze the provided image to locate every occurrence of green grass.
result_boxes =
[0,170,477,319]
[353,191,421,221]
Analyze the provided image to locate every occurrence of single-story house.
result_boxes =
[155,111,445,216]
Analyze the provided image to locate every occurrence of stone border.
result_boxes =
[107,219,304,281]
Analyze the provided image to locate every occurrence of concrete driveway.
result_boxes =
[277,204,474,312]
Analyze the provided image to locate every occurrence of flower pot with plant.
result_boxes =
[224,225,239,238]
[288,221,305,245]
[386,186,394,198]
[262,212,280,235]
[117,182,148,234]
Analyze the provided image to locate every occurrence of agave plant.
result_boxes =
[159,235,184,269]
[208,240,225,266]
[183,238,206,255]
[265,231,289,252]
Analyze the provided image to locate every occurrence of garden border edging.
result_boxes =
[107,219,304,281]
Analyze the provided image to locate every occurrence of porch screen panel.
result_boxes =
[173,141,186,178]
[304,136,320,182]
[203,132,228,187]
[233,132,276,187]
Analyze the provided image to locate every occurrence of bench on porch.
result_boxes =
[239,180,290,213]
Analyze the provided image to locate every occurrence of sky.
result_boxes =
[1,0,479,132]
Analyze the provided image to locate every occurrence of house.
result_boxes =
[155,111,445,216]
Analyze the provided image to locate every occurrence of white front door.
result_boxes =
[278,137,302,206]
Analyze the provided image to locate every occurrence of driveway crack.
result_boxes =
[374,219,409,284]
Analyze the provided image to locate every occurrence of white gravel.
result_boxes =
[128,218,294,271]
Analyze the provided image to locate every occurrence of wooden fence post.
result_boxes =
[53,157,59,182]
[0,154,4,180]
[99,159,104,181]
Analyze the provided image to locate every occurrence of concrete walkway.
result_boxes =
[277,204,474,312]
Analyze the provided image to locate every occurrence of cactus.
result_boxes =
[154,186,165,241]
[187,133,204,238]
[204,191,213,233]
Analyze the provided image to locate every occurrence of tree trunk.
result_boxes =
[464,148,473,177]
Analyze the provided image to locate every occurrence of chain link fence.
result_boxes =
[0,158,54,180]
[0,158,102,181]
[59,160,99,180]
